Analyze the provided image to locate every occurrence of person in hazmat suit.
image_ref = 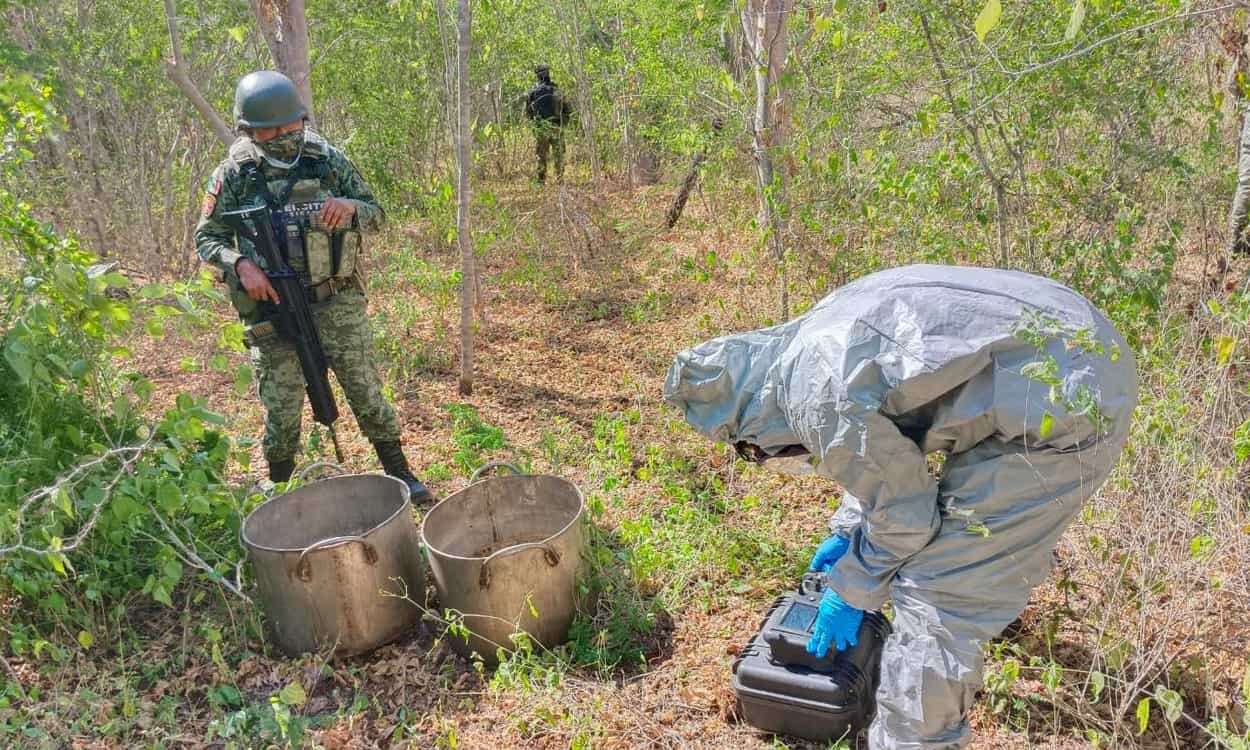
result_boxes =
[195,70,433,503]
[664,265,1137,748]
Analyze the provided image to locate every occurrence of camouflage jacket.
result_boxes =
[194,131,384,281]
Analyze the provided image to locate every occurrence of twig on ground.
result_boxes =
[0,440,152,560]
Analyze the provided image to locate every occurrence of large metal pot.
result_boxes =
[421,462,585,664]
[241,465,424,657]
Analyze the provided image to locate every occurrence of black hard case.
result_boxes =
[730,576,891,743]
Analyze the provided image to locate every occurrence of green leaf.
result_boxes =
[1136,697,1151,734]
[227,25,247,44]
[48,551,67,576]
[279,681,307,706]
[4,340,34,384]
[211,643,230,677]
[112,493,143,521]
[974,0,1002,42]
[188,494,211,514]
[151,583,173,607]
[156,481,182,513]
[1189,534,1214,560]
[77,630,95,649]
[1216,336,1237,365]
[1001,658,1020,684]
[1020,358,1060,385]
[144,317,166,338]
[108,304,132,325]
[1042,661,1062,693]
[1089,670,1105,702]
[233,363,252,396]
[1064,0,1086,42]
[1156,686,1182,724]
[55,488,74,519]
[1039,411,1055,439]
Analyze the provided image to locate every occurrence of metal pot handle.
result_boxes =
[478,542,561,588]
[296,461,349,483]
[470,461,526,483]
[295,535,378,582]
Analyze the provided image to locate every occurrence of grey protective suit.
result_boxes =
[664,265,1137,748]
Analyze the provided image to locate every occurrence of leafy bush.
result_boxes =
[0,79,249,640]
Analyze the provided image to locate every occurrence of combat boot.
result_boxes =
[373,440,434,505]
[268,458,295,483]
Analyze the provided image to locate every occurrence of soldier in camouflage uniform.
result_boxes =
[195,70,432,502]
[525,65,572,184]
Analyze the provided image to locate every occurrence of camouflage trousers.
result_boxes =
[535,126,565,183]
[249,288,400,463]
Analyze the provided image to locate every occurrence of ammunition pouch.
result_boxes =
[278,201,362,288]
[308,275,359,304]
[243,319,279,349]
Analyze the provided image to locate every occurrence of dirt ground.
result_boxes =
[28,174,1246,750]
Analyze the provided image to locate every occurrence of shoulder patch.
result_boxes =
[201,173,223,218]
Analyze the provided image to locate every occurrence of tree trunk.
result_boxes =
[162,0,233,146]
[665,151,705,229]
[456,0,475,396]
[744,0,793,320]
[666,119,720,229]
[562,0,600,181]
[249,0,315,124]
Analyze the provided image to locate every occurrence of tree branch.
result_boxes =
[162,0,234,146]
[995,2,1244,79]
[0,441,152,560]
[921,13,1009,265]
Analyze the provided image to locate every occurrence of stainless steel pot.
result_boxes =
[241,464,424,657]
[421,462,585,664]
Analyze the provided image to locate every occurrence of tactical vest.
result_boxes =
[529,82,561,122]
[228,134,361,288]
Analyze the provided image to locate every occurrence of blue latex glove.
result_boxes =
[808,533,851,573]
[806,588,864,657]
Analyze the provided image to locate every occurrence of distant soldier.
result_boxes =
[194,70,432,502]
[524,64,573,184]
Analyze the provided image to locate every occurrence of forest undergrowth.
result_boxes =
[5,2,1250,748]
[2,160,1249,749]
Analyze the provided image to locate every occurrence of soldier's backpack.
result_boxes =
[530,82,573,125]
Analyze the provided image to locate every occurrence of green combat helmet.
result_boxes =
[233,70,306,129]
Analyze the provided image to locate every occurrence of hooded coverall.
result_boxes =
[664,265,1137,748]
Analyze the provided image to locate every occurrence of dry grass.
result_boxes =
[11,169,1250,749]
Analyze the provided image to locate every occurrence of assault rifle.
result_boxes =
[223,204,344,464]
